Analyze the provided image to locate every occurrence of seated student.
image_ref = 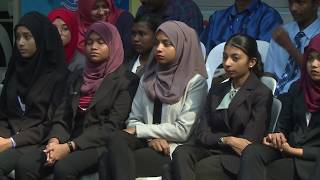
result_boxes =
[136,0,203,35]
[0,12,67,179]
[77,0,134,61]
[48,8,84,71]
[264,0,320,96]
[98,21,208,180]
[128,13,162,77]
[238,34,320,180]
[168,34,273,180]
[201,0,282,54]
[14,21,139,180]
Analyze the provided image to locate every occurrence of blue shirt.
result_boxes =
[264,18,320,94]
[136,0,203,35]
[200,0,282,54]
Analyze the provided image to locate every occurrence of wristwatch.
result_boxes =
[218,137,224,145]
[67,141,75,152]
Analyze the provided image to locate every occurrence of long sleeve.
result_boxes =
[196,88,230,147]
[197,76,273,147]
[240,89,273,142]
[132,75,207,142]
[275,84,296,136]
[73,79,138,149]
[12,74,68,147]
[258,8,283,41]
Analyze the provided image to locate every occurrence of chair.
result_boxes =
[205,42,225,89]
[136,177,162,180]
[200,42,206,61]
[260,76,277,95]
[269,97,282,132]
[256,40,270,64]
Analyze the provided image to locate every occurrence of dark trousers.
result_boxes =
[309,158,320,180]
[15,146,105,180]
[238,144,296,180]
[0,146,38,180]
[167,145,236,180]
[99,131,171,180]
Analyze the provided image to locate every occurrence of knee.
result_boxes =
[107,131,127,146]
[54,161,77,179]
[15,157,39,180]
[241,144,264,162]
[172,146,192,163]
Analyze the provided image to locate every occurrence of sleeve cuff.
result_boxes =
[10,137,16,148]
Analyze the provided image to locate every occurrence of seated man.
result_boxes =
[264,0,320,96]
[201,0,282,54]
[136,0,203,35]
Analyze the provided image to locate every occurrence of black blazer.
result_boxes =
[196,73,273,174]
[0,70,67,148]
[276,82,320,180]
[46,65,139,150]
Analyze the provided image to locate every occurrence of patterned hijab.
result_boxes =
[76,0,124,53]
[300,34,320,113]
[143,21,207,104]
[48,8,79,64]
[80,21,123,96]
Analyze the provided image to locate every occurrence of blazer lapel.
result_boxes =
[87,68,120,109]
[228,74,258,117]
[71,77,82,118]
[212,80,232,129]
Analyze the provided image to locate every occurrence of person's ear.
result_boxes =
[249,57,257,68]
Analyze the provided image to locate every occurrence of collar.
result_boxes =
[230,0,260,16]
[301,17,320,40]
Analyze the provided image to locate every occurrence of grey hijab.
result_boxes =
[143,21,207,104]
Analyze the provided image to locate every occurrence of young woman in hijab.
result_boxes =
[14,21,139,180]
[0,11,67,179]
[238,34,320,180]
[77,0,134,61]
[48,8,85,71]
[98,21,208,180]
[168,34,272,180]
[127,13,163,77]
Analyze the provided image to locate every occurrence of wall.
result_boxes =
[130,0,140,15]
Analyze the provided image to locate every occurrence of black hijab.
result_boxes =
[1,12,66,115]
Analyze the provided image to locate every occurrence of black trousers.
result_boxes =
[238,144,296,180]
[0,145,38,180]
[309,157,320,180]
[15,146,105,180]
[167,144,236,180]
[99,131,171,180]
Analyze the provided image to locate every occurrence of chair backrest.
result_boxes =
[256,40,270,64]
[205,42,225,89]
[200,42,206,61]
[269,97,282,132]
[260,76,277,95]
[136,177,162,180]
